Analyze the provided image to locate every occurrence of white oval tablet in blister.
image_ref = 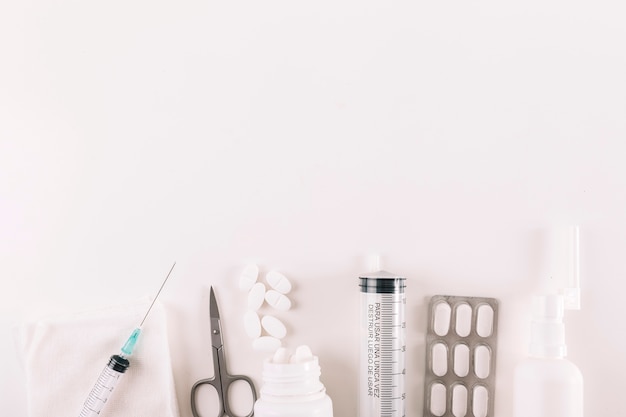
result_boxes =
[455,303,472,337]
[472,385,489,417]
[248,283,266,310]
[453,344,470,377]
[261,315,287,339]
[265,290,291,311]
[243,310,261,338]
[474,345,491,379]
[452,384,468,417]
[430,383,447,417]
[266,270,292,294]
[476,304,494,337]
[239,264,259,291]
[252,336,281,352]
[432,343,448,377]
[433,301,452,336]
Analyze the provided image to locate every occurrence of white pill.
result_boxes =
[239,264,259,291]
[266,270,292,294]
[261,315,287,339]
[290,345,314,363]
[252,336,281,352]
[265,290,291,311]
[248,283,266,310]
[272,347,290,364]
[243,310,261,339]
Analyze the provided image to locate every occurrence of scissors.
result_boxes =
[191,287,257,417]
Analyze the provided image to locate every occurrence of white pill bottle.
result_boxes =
[254,346,333,417]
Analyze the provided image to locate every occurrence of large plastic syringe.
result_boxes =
[359,269,407,417]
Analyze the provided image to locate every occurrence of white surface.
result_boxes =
[1,1,625,416]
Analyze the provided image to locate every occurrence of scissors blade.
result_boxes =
[209,286,224,350]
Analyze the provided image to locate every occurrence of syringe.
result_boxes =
[78,262,176,417]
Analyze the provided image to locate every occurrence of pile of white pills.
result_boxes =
[238,264,293,352]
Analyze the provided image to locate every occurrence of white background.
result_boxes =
[1,0,625,416]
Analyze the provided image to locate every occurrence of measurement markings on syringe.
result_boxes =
[375,295,404,414]
[360,275,406,417]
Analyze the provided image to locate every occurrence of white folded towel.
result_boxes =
[15,298,180,417]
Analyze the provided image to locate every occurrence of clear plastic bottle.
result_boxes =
[254,346,333,417]
[513,294,583,417]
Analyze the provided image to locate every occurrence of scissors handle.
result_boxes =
[215,343,257,417]
[221,373,257,417]
[190,372,257,417]
[191,377,224,417]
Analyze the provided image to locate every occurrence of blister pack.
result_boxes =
[423,295,499,417]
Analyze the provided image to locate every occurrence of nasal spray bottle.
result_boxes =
[513,226,583,417]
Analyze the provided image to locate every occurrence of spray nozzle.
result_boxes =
[539,225,581,310]
[529,225,581,358]
[530,294,567,358]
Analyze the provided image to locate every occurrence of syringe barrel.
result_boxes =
[78,355,130,417]
[359,271,407,417]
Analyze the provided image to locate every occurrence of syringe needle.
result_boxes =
[139,261,176,327]
[121,262,177,356]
